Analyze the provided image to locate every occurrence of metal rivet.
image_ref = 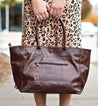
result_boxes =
[36,63,39,67]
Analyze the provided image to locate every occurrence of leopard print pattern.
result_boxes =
[21,0,82,48]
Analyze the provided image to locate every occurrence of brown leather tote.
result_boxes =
[8,18,91,94]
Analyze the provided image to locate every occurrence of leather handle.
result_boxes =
[35,16,66,50]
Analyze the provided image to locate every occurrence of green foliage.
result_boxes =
[0,0,22,8]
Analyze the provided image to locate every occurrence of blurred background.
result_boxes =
[0,0,98,106]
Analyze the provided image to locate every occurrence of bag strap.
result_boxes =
[35,16,66,50]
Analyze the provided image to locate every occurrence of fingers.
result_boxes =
[49,4,64,19]
[50,7,54,16]
[57,9,63,19]
[50,8,62,19]
[35,10,49,22]
[46,3,50,13]
[34,6,63,21]
[36,14,41,22]
[40,11,46,20]
[44,11,49,19]
[33,3,50,22]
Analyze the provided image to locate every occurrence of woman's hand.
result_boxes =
[49,0,65,19]
[31,0,50,22]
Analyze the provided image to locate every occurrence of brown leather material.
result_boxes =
[8,18,91,94]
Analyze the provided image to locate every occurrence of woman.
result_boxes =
[21,0,82,105]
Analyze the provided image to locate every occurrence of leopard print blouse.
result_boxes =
[21,0,82,48]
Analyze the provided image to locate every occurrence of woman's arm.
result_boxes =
[31,0,50,22]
